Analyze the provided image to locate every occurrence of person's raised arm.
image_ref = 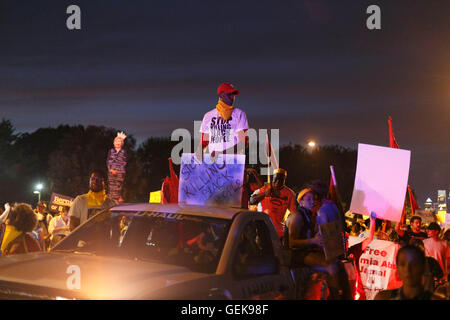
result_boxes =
[0,203,11,224]
[395,218,405,238]
[247,168,264,189]
[361,211,377,252]
[195,133,209,161]
[249,187,271,205]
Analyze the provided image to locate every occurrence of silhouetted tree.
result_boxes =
[47,125,139,199]
[0,119,359,209]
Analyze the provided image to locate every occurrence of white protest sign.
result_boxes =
[359,239,402,300]
[443,213,450,226]
[350,143,411,222]
[178,153,245,206]
[348,235,364,248]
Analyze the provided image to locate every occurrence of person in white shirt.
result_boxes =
[48,207,70,249]
[423,222,449,280]
[196,82,249,161]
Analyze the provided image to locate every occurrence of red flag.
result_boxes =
[161,158,179,204]
[408,185,419,216]
[388,117,419,221]
[388,116,399,149]
[328,165,345,215]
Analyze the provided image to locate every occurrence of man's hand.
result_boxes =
[210,150,218,162]
[311,233,324,247]
[264,184,273,197]
[4,203,10,212]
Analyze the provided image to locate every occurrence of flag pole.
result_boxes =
[330,165,348,260]
[266,132,271,185]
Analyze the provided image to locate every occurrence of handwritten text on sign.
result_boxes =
[178,153,245,206]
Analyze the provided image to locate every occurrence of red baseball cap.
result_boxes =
[217,82,240,95]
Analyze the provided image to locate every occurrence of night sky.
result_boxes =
[0,0,449,204]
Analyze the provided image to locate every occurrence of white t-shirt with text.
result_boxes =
[200,108,248,153]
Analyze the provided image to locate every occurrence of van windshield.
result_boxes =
[53,210,231,273]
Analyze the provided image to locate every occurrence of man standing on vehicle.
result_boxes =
[69,170,116,231]
[249,168,297,239]
[196,82,249,161]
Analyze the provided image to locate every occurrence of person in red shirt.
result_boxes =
[249,168,296,238]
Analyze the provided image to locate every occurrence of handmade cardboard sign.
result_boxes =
[50,193,74,213]
[320,220,345,261]
[178,153,246,206]
[350,144,411,222]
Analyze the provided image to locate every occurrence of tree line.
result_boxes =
[0,119,358,209]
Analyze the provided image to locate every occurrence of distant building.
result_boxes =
[424,197,434,210]
[437,190,447,212]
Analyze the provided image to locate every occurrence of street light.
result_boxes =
[34,183,43,202]
[307,140,316,148]
[307,140,317,154]
[33,190,41,202]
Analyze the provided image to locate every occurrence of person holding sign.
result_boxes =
[196,82,248,160]
[107,131,127,203]
[284,188,351,299]
[250,168,296,239]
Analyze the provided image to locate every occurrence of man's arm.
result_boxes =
[0,203,11,224]
[289,233,322,249]
[195,133,209,160]
[395,220,405,238]
[247,168,263,189]
[288,213,322,248]
[68,196,81,232]
[249,187,271,206]
[50,218,69,234]
[361,212,377,252]
[69,216,80,232]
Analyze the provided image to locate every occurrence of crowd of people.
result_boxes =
[0,82,448,300]
[0,169,115,256]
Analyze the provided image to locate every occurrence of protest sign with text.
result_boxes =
[178,153,245,206]
[359,239,402,300]
[50,193,74,213]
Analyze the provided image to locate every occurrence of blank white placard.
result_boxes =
[350,143,411,222]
